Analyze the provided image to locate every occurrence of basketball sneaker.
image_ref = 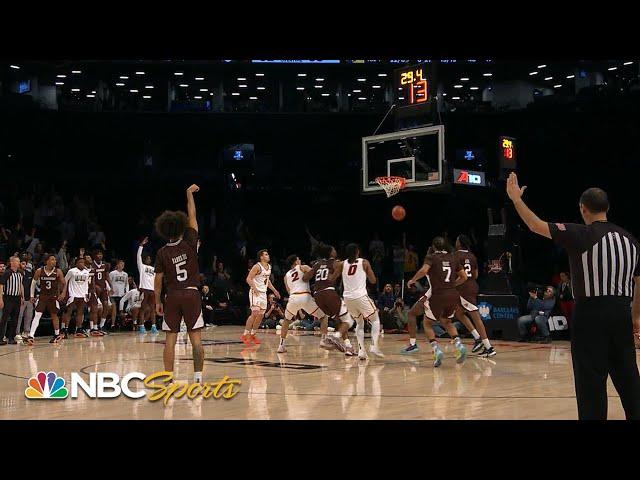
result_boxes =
[90,329,102,337]
[150,325,158,334]
[74,329,88,338]
[319,337,336,351]
[138,326,146,334]
[98,327,108,336]
[400,343,419,354]
[433,347,444,368]
[277,344,287,353]
[325,335,346,352]
[23,335,34,346]
[481,346,497,357]
[471,339,484,353]
[454,342,467,364]
[62,328,69,339]
[357,348,368,360]
[368,345,385,358]
[251,335,261,345]
[14,334,22,342]
[240,334,252,346]
[50,334,63,344]
[344,345,356,356]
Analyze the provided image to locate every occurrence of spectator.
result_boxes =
[377,283,396,329]
[403,244,419,282]
[389,297,409,331]
[262,293,285,329]
[558,272,574,324]
[517,286,557,343]
[201,285,215,325]
[88,223,106,249]
[393,283,402,300]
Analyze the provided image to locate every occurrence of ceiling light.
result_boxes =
[454,84,463,88]
[71,88,80,92]
[529,71,538,75]
[10,65,20,69]
[91,90,96,93]
[200,88,208,92]
[378,73,387,77]
[57,75,67,78]
[136,71,145,75]
[239,84,247,88]
[544,77,553,80]
[174,72,183,76]
[257,87,266,90]
[296,87,304,90]
[255,73,265,76]
[86,94,95,98]
[357,78,366,82]
[237,77,246,81]
[316,78,324,81]
[195,77,204,80]
[470,86,479,90]
[116,83,125,86]
[460,77,469,81]
[483,73,492,77]
[130,89,138,93]
[231,92,240,96]
[452,96,460,100]
[145,85,154,89]
[72,70,82,74]
[397,96,404,100]
[554,84,562,88]
[314,85,323,88]
[297,73,307,77]
[624,61,633,65]
[179,84,189,88]
[566,74,575,79]
[353,89,361,93]
[194,96,202,99]
[321,93,330,96]
[55,82,64,85]
[249,96,257,100]
[358,97,367,100]
[608,67,617,71]
[119,76,129,79]
[143,95,151,99]
[372,85,381,88]
[442,93,447,96]
[537,64,547,68]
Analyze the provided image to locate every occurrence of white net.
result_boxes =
[375,176,406,198]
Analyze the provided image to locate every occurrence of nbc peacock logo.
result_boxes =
[25,371,69,399]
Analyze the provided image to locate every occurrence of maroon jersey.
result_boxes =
[454,250,479,289]
[39,267,60,297]
[154,227,200,292]
[92,261,110,289]
[423,251,462,292]
[310,258,339,294]
[86,266,96,292]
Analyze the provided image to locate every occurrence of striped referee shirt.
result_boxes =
[0,269,24,297]
[549,220,640,300]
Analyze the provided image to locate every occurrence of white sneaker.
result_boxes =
[277,344,286,353]
[358,349,368,360]
[368,345,385,358]
[15,334,22,341]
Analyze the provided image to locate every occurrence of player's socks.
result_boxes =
[194,372,203,384]
[250,329,256,336]
[244,329,250,336]
[430,340,439,352]
[99,319,107,329]
[370,314,381,348]
[344,339,352,348]
[279,338,285,346]
[89,322,95,330]
[409,338,417,346]
[355,320,366,351]
[30,312,43,338]
[482,338,492,349]
[54,329,60,335]
[470,329,480,340]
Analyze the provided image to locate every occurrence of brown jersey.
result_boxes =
[92,261,110,289]
[154,227,200,292]
[86,265,96,292]
[454,250,479,289]
[310,258,339,294]
[39,267,60,297]
[423,251,461,292]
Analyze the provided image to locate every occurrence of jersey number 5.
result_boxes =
[175,261,188,282]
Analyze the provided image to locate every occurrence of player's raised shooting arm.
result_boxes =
[507,173,551,239]
[186,184,199,232]
[363,259,377,284]
[137,245,144,273]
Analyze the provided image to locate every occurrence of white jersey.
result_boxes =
[65,267,90,298]
[285,265,312,295]
[253,263,271,294]
[109,270,129,297]
[120,288,144,311]
[342,258,368,300]
[137,245,155,291]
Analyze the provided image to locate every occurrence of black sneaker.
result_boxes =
[471,339,484,353]
[0,340,6,345]
[50,334,63,344]
[23,336,34,346]
[481,346,497,357]
[62,328,69,339]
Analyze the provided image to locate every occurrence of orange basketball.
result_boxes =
[392,205,406,221]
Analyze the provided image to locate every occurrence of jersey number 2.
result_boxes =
[291,271,299,282]
[175,261,188,282]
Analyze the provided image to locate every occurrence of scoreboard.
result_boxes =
[394,64,435,119]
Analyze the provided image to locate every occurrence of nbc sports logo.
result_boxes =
[25,371,69,399]
[477,302,492,321]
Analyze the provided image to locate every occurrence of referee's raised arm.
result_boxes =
[506,172,640,420]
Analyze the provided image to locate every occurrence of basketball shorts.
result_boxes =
[313,288,349,320]
[140,289,156,310]
[66,297,87,312]
[249,290,268,311]
[285,293,324,320]
[161,288,204,333]
[95,286,110,306]
[35,296,60,315]
[424,290,460,321]
[344,295,377,320]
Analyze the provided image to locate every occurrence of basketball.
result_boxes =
[392,205,406,221]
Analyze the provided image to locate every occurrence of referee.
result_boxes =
[506,173,640,419]
[0,256,25,346]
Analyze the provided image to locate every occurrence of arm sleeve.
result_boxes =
[548,222,587,251]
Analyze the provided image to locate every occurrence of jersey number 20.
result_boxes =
[175,261,188,282]
[315,268,329,281]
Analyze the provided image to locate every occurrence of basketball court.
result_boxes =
[0,327,632,420]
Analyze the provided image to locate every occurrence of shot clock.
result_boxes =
[394,63,436,120]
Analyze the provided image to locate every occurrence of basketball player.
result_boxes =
[84,253,104,336]
[119,286,144,330]
[137,237,157,334]
[280,254,327,353]
[400,246,434,355]
[59,256,91,339]
[91,248,113,334]
[453,234,496,357]
[243,249,281,345]
[341,243,384,360]
[403,237,468,367]
[154,184,204,384]
[23,255,65,345]
[108,260,129,329]
[302,244,357,356]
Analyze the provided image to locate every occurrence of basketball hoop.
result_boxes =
[375,176,406,198]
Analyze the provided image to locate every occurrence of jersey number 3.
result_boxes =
[175,261,188,282]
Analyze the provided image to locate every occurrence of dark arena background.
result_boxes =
[1,58,640,420]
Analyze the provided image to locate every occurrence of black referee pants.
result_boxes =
[571,297,640,420]
[0,296,22,341]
